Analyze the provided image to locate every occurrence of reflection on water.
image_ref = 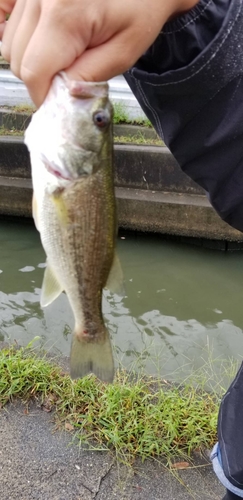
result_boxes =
[1,219,243,387]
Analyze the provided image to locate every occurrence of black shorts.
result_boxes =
[211,362,243,498]
[125,0,243,233]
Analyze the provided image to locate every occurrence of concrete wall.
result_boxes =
[0,136,242,241]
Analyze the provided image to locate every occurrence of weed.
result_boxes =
[0,126,23,136]
[114,134,164,146]
[113,102,152,128]
[0,127,164,145]
[0,343,222,464]
[11,104,36,114]
[0,102,152,129]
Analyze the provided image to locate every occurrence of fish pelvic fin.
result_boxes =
[70,326,114,383]
[41,262,63,307]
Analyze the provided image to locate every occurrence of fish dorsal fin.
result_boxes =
[40,262,63,307]
[105,251,125,297]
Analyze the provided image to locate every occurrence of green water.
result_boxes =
[1,219,243,386]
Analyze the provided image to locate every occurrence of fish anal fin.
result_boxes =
[105,251,125,297]
[41,262,63,307]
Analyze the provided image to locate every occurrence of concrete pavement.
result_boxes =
[0,400,224,500]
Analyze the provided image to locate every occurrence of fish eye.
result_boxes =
[93,111,109,129]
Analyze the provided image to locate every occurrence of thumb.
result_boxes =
[65,36,139,83]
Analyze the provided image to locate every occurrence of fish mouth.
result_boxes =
[43,158,73,181]
[59,72,109,98]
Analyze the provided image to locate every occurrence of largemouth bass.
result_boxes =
[25,73,118,383]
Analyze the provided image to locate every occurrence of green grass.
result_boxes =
[2,101,151,127]
[11,104,36,114]
[0,126,24,136]
[0,102,152,130]
[114,134,164,146]
[0,343,221,464]
[113,102,152,127]
[0,126,163,146]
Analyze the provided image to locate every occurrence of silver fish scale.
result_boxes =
[40,169,116,336]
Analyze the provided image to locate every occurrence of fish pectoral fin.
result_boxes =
[32,194,40,231]
[40,263,63,307]
[105,251,125,297]
[70,327,114,383]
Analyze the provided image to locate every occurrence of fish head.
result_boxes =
[25,73,113,188]
[57,75,113,179]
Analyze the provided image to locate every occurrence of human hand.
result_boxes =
[1,0,197,107]
[0,0,15,39]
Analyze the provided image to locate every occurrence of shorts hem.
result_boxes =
[211,443,243,498]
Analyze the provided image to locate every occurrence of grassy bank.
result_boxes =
[0,126,162,145]
[1,102,152,127]
[114,134,163,146]
[113,102,152,127]
[0,344,220,464]
[0,127,23,136]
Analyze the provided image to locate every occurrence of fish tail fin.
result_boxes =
[70,326,114,383]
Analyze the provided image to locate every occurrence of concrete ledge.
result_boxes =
[116,187,243,241]
[114,144,202,194]
[0,176,32,217]
[1,175,242,241]
[0,136,242,241]
[0,136,31,179]
[0,137,203,195]
[0,108,32,130]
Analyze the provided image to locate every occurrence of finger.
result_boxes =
[1,0,16,12]
[9,0,40,78]
[1,0,27,61]
[0,7,6,40]
[19,16,86,107]
[0,9,6,22]
[0,21,5,39]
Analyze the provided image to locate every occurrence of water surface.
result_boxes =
[1,219,243,387]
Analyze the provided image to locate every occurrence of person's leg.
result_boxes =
[211,365,243,499]
[125,0,243,494]
[223,491,241,500]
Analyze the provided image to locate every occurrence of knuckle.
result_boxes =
[20,65,35,85]
[20,66,45,107]
[1,43,11,62]
[0,42,10,61]
[10,60,21,78]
